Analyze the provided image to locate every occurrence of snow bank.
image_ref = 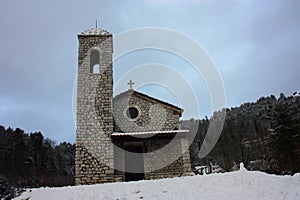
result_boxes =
[15,169,300,200]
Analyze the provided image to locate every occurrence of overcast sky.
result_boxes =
[0,0,299,143]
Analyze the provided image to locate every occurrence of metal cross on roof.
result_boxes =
[127,80,134,90]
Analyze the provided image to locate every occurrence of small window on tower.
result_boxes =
[93,64,100,74]
[90,49,100,74]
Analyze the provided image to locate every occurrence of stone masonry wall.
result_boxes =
[75,34,120,185]
[113,137,192,181]
[144,137,191,179]
[113,92,181,133]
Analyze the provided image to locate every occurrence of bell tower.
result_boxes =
[75,28,115,185]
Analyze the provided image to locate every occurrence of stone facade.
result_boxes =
[75,28,192,185]
[113,90,182,133]
[112,90,191,181]
[113,136,191,181]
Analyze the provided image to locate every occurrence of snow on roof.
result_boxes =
[112,130,189,137]
[78,28,111,36]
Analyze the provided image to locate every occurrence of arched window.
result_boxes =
[90,49,100,74]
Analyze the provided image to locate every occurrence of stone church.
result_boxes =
[75,27,192,185]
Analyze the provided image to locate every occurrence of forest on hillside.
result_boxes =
[185,93,300,175]
[0,127,75,191]
[0,93,300,198]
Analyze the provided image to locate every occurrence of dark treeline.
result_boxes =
[0,127,75,189]
[184,93,300,175]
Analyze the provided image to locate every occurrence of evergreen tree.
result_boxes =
[267,103,300,174]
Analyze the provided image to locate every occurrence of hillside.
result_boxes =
[14,165,300,200]
[185,93,300,174]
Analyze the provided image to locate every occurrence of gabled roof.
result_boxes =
[114,90,183,116]
[78,28,111,36]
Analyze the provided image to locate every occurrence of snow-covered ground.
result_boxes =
[15,165,300,200]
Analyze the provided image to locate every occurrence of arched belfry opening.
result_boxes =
[90,49,100,74]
